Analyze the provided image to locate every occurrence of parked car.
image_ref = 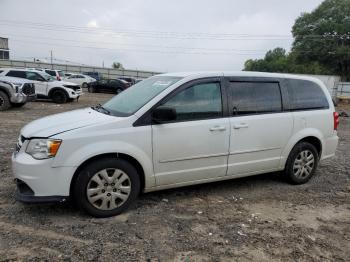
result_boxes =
[12,72,339,217]
[44,69,65,81]
[82,72,103,81]
[118,77,137,85]
[64,74,96,88]
[0,76,36,110]
[0,68,82,103]
[87,79,130,94]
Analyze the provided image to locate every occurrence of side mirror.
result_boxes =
[152,107,177,123]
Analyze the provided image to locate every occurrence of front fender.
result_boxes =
[280,128,324,168]
[52,140,155,188]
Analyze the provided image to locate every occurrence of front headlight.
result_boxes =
[26,139,62,160]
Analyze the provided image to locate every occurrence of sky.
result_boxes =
[0,0,324,73]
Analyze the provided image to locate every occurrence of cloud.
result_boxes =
[87,19,98,28]
[0,0,324,72]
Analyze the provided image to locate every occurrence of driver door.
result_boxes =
[152,78,230,186]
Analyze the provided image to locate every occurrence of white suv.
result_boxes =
[12,72,339,217]
[0,68,82,103]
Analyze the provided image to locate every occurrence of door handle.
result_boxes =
[210,126,226,132]
[233,123,249,129]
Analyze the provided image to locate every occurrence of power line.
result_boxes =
[0,19,294,41]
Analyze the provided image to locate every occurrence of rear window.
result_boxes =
[228,82,282,115]
[6,70,26,78]
[57,71,65,77]
[286,79,329,110]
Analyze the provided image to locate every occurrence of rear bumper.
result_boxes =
[321,134,339,160]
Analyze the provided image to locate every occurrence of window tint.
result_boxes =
[6,70,26,78]
[229,82,282,115]
[161,82,222,122]
[287,79,329,110]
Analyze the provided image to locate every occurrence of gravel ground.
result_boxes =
[0,93,349,261]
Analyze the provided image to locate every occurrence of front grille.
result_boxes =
[22,83,35,95]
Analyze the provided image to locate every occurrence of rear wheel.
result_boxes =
[82,82,88,88]
[73,158,140,217]
[116,88,123,94]
[285,142,319,184]
[88,86,95,93]
[0,91,10,111]
[51,90,68,104]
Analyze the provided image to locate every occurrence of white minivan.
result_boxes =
[12,72,339,217]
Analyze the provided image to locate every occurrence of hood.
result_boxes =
[21,108,115,138]
[61,80,79,86]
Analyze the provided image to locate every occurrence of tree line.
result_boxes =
[244,0,350,81]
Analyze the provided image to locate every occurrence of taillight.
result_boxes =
[333,112,340,130]
[57,76,61,81]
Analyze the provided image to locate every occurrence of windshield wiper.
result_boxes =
[91,104,110,115]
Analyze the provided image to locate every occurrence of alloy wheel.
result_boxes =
[293,150,315,179]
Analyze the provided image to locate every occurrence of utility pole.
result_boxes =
[50,50,53,69]
[102,61,104,68]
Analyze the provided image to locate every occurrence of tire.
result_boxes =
[0,91,10,111]
[10,102,26,108]
[116,88,123,94]
[82,82,88,88]
[51,90,68,104]
[73,158,141,218]
[284,142,319,185]
[88,86,95,93]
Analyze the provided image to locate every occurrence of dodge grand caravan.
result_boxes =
[12,72,339,217]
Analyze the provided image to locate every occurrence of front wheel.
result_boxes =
[51,90,68,104]
[73,158,140,217]
[0,91,10,111]
[284,142,319,185]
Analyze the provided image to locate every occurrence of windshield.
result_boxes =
[39,72,55,81]
[103,76,182,116]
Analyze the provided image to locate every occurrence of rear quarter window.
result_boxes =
[286,79,329,110]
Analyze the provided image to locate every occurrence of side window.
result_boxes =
[25,72,44,81]
[45,70,56,76]
[6,70,26,78]
[0,70,3,74]
[161,82,222,122]
[287,80,329,110]
[229,82,282,115]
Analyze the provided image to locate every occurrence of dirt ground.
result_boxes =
[0,93,349,262]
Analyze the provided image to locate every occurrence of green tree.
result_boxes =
[244,0,350,80]
[112,62,124,70]
[292,0,350,80]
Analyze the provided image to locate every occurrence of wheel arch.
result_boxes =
[0,86,11,98]
[281,129,324,169]
[48,87,69,98]
[69,153,146,198]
